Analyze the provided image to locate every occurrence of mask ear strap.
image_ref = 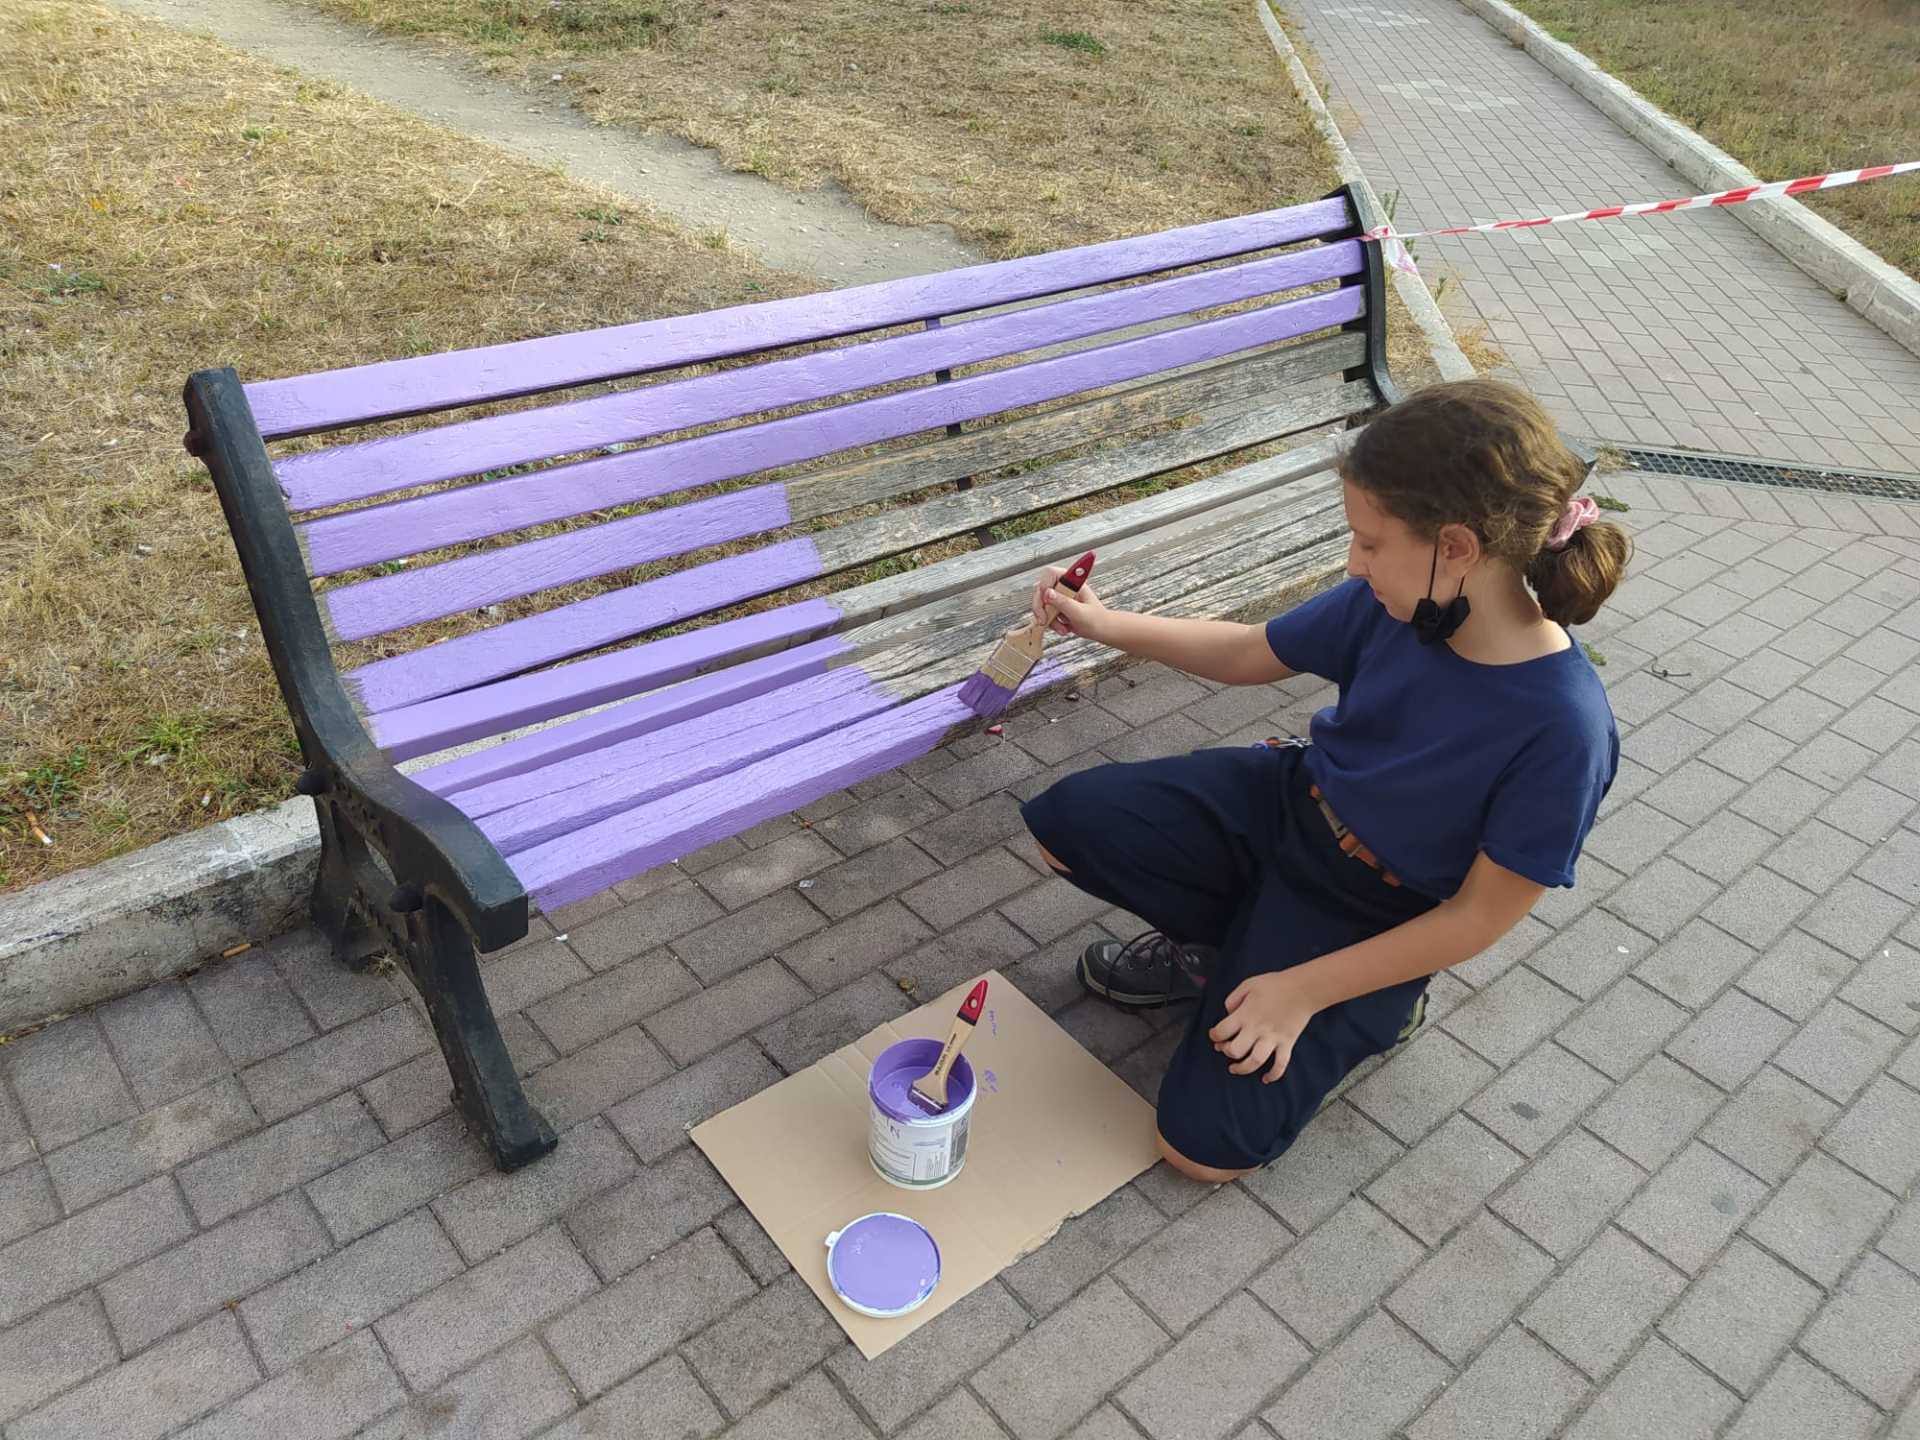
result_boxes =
[1426,541,1440,598]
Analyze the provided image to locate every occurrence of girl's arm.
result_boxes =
[1034,573,1296,686]
[1210,852,1546,1080]
[1092,611,1296,687]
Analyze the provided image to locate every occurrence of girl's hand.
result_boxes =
[1031,565,1110,641]
[1208,971,1318,1084]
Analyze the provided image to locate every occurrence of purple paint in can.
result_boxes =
[825,1212,941,1318]
[868,1037,975,1188]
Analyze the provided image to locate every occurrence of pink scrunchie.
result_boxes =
[1545,495,1599,552]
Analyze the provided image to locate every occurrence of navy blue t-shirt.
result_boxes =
[1266,577,1618,898]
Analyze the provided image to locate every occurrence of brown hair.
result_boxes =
[1338,378,1631,626]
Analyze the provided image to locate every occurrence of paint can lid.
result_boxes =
[824,1213,941,1319]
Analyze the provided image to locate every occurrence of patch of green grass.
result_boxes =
[1593,493,1631,512]
[4,748,91,823]
[1040,29,1105,56]
[41,268,106,297]
[1582,642,1607,666]
[124,714,209,767]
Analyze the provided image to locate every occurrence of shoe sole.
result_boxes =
[1077,952,1199,1009]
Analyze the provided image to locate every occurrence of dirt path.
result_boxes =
[103,0,982,285]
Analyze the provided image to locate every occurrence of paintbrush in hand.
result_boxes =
[956,552,1095,719]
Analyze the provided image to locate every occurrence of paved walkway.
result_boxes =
[1288,0,1920,478]
[2,477,1918,1440]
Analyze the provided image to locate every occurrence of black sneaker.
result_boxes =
[1079,931,1215,1008]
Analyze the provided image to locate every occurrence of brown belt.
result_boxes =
[1309,784,1402,887]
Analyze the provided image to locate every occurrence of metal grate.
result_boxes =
[1611,446,1920,503]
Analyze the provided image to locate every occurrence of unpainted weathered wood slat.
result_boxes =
[300,333,1362,575]
[326,372,1364,642]
[379,427,1349,766]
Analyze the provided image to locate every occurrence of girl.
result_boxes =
[1019,378,1630,1184]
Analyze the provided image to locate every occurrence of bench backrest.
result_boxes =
[201,188,1394,785]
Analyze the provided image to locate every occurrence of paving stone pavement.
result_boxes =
[2,474,1918,1439]
[1286,0,1920,477]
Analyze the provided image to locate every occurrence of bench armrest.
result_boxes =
[184,367,528,952]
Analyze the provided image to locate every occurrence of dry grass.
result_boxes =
[308,0,1328,259]
[1505,0,1919,279]
[0,0,807,892]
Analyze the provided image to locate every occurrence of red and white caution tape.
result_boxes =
[1364,161,1920,276]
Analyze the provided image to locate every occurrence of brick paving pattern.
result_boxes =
[1287,0,1920,477]
[2,476,1917,1438]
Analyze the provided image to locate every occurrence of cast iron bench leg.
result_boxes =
[311,795,557,1171]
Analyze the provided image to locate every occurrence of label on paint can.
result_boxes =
[867,1037,977,1190]
[869,1111,970,1185]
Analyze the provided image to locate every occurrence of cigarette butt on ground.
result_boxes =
[26,812,52,846]
[221,942,252,959]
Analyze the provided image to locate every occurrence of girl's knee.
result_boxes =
[1155,1126,1255,1184]
[1034,841,1071,875]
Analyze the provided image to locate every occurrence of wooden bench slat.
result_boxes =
[507,522,1349,908]
[366,435,1346,760]
[245,198,1354,439]
[477,669,897,855]
[324,371,1355,644]
[320,290,1364,641]
[299,319,1363,578]
[399,620,853,780]
[281,239,1363,521]
[457,484,1340,854]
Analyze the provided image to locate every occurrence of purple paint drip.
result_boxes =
[277,240,1362,518]
[350,540,824,717]
[246,197,1351,440]
[324,488,793,640]
[826,1214,940,1317]
[983,1069,999,1094]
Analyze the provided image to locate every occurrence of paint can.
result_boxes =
[867,1037,976,1189]
[824,1212,941,1318]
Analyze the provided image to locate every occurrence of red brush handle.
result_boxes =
[1057,552,1096,593]
[958,979,989,1024]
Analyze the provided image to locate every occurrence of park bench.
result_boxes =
[184,184,1402,1170]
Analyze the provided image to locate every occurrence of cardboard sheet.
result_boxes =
[691,970,1160,1358]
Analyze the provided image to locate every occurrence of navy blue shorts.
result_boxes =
[1020,743,1436,1171]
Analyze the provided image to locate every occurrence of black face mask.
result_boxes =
[1411,542,1470,646]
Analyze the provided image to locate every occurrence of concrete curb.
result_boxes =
[1,799,318,1034]
[1454,0,1920,359]
[1256,0,1476,384]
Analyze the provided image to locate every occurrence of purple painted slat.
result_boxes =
[244,198,1354,437]
[324,485,794,641]
[348,540,824,717]
[511,658,1069,909]
[282,240,1363,521]
[391,622,847,778]
[448,659,876,818]
[474,669,893,853]
[322,287,1361,640]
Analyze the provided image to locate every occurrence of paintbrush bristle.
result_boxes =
[909,1073,949,1111]
[959,624,1044,718]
